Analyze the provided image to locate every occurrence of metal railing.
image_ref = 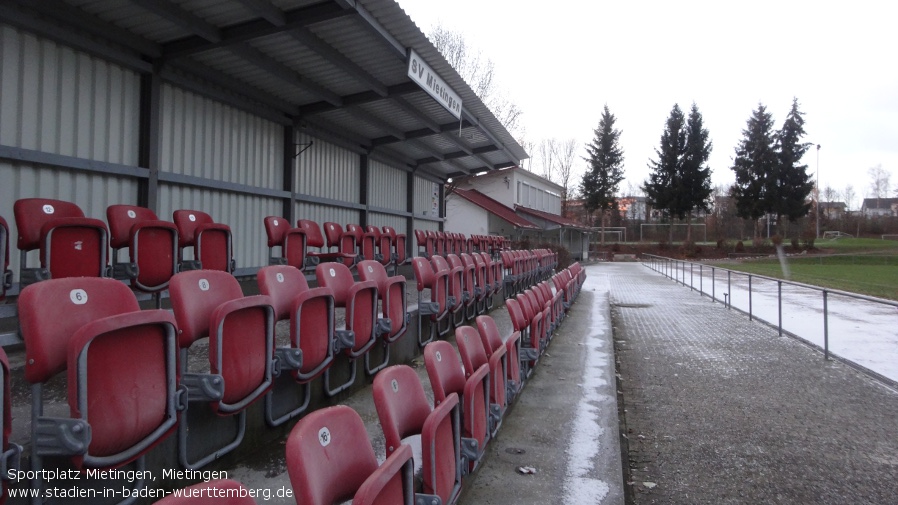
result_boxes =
[641,254,898,388]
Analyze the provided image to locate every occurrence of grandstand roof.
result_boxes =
[0,0,527,181]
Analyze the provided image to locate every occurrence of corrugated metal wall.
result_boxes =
[160,84,282,189]
[294,132,359,202]
[412,176,440,218]
[368,212,406,233]
[0,24,141,164]
[0,23,141,280]
[158,185,280,269]
[368,159,407,212]
[294,202,359,230]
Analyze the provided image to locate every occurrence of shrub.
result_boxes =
[735,240,745,253]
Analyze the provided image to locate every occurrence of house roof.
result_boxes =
[861,198,898,210]
[5,0,528,181]
[452,189,539,229]
[514,205,589,231]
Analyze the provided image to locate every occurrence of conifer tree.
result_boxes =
[580,105,625,244]
[774,98,814,228]
[643,104,687,240]
[730,104,778,237]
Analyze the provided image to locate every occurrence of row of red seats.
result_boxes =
[414,229,510,259]
[500,248,558,297]
[1,199,235,306]
[264,217,408,275]
[149,269,586,505]
[1,254,414,501]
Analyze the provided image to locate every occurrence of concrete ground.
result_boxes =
[609,262,898,504]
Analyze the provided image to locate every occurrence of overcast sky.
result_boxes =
[395,0,898,208]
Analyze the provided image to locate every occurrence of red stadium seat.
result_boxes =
[297,219,357,266]
[169,270,275,468]
[411,257,449,346]
[172,209,234,273]
[381,226,407,275]
[107,204,178,305]
[316,262,377,396]
[431,254,463,332]
[357,260,409,374]
[373,365,462,505]
[18,277,181,496]
[257,265,336,426]
[455,326,505,437]
[323,222,359,267]
[476,315,523,400]
[14,198,109,285]
[447,253,476,323]
[424,340,490,473]
[286,405,418,505]
[263,216,311,271]
[153,479,256,505]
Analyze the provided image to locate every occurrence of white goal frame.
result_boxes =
[639,223,707,242]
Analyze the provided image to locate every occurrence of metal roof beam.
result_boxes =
[164,60,299,116]
[0,3,151,73]
[233,0,287,27]
[289,29,389,97]
[334,0,405,58]
[131,0,221,43]
[344,107,404,141]
[8,0,162,58]
[391,96,440,132]
[162,1,352,59]
[229,44,343,106]
[298,81,420,116]
[370,119,473,147]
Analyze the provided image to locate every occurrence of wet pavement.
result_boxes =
[610,262,898,504]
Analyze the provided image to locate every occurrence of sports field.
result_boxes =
[712,238,898,301]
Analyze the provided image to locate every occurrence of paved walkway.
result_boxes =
[609,262,898,504]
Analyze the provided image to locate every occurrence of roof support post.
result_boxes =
[138,63,162,213]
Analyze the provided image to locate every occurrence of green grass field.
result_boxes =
[712,238,898,301]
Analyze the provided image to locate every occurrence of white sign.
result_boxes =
[407,49,462,119]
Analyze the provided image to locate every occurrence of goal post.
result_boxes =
[639,223,707,242]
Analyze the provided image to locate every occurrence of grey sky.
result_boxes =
[396,0,897,208]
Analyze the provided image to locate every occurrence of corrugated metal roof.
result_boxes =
[7,0,527,180]
[454,189,539,229]
[515,205,589,230]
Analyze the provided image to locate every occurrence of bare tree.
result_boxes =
[821,185,837,203]
[556,138,578,215]
[868,164,891,199]
[429,24,523,140]
[842,184,856,211]
[535,138,558,182]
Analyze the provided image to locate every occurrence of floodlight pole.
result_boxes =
[815,144,821,239]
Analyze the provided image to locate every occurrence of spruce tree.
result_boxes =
[680,103,713,241]
[730,104,778,237]
[774,98,814,229]
[580,105,625,244]
[643,104,687,241]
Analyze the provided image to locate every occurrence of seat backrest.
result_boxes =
[172,209,214,248]
[358,260,407,342]
[263,216,289,247]
[257,265,309,321]
[315,262,355,308]
[13,198,85,252]
[505,298,528,333]
[455,326,488,376]
[106,205,159,249]
[373,365,431,455]
[297,219,326,249]
[286,405,380,505]
[18,277,140,384]
[322,222,345,249]
[424,340,466,405]
[154,479,257,505]
[411,257,434,291]
[169,270,244,348]
[475,315,504,356]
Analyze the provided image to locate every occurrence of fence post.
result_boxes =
[778,281,783,337]
[748,275,753,321]
[712,266,716,302]
[727,270,731,309]
[690,263,694,291]
[823,290,829,360]
[699,264,703,296]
